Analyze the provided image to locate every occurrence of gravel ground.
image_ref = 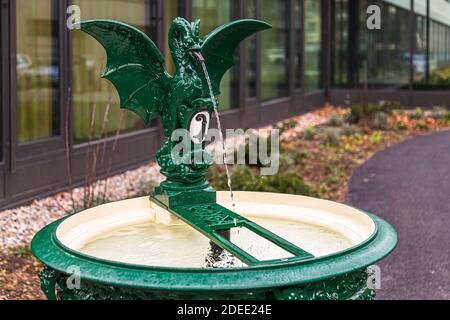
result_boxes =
[0,107,331,251]
[0,165,164,250]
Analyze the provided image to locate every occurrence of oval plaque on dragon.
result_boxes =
[189,111,210,144]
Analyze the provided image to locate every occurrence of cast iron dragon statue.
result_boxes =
[74,18,315,265]
[77,18,271,190]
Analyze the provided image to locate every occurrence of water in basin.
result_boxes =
[80,216,352,268]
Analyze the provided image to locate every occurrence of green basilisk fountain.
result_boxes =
[30,17,398,300]
[77,17,312,265]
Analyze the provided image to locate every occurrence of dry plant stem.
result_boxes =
[83,79,102,208]
[97,106,114,200]
[64,88,75,213]
[87,88,113,207]
[53,195,70,215]
[101,111,124,203]
[89,104,111,203]
[85,97,101,207]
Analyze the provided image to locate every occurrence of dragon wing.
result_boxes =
[77,19,171,124]
[199,19,272,96]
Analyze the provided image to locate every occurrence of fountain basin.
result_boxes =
[31,192,397,300]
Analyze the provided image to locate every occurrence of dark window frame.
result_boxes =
[0,0,4,165]
[1,0,11,201]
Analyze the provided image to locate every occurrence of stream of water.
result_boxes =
[195,53,236,213]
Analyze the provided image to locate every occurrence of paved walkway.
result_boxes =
[349,130,450,300]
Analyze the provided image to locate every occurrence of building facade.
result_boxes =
[1,0,449,208]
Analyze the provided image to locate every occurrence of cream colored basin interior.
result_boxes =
[56,192,376,268]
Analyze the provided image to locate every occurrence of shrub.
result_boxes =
[371,112,390,130]
[347,104,365,123]
[430,106,449,120]
[210,166,317,197]
[413,67,450,90]
[348,101,402,123]
[415,122,430,131]
[233,133,278,168]
[275,119,297,134]
[328,112,346,127]
[303,126,316,140]
[340,124,360,137]
[325,165,345,185]
[369,131,384,145]
[323,127,341,147]
[409,107,424,120]
[444,113,450,123]
[379,100,404,112]
[278,149,308,171]
[253,174,317,197]
[395,122,408,131]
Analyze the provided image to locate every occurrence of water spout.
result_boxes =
[195,52,236,212]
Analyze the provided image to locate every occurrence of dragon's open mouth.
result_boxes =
[192,51,205,62]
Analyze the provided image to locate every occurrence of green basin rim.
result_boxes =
[31,212,397,293]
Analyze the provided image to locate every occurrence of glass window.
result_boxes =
[192,0,239,111]
[413,14,427,83]
[304,0,322,91]
[261,0,289,101]
[16,0,60,143]
[366,2,411,88]
[430,21,439,74]
[438,23,448,69]
[332,0,412,89]
[245,0,257,98]
[72,0,157,143]
[332,0,349,87]
[414,0,450,90]
[381,4,410,87]
[294,0,302,88]
[0,16,2,162]
[164,0,181,75]
[447,27,450,65]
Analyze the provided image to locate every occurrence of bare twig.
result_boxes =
[90,103,111,203]
[83,79,102,208]
[101,110,124,203]
[87,87,113,207]
[64,88,76,212]
[53,193,71,216]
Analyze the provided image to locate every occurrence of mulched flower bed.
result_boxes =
[0,247,44,300]
[295,107,449,203]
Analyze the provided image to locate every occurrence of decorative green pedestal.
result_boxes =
[39,266,375,300]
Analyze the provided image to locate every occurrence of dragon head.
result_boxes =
[169,18,203,65]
